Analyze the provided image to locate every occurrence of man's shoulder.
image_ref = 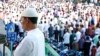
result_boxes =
[26,28,44,40]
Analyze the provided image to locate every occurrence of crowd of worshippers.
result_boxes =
[46,21,100,56]
[0,0,100,56]
[36,2,100,56]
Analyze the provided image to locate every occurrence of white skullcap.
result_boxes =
[21,7,38,17]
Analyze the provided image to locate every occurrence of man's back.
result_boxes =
[14,28,45,56]
[30,28,45,56]
[63,32,70,44]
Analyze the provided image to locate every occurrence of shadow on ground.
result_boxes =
[0,34,6,43]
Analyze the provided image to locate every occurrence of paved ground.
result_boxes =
[0,19,6,35]
[0,20,11,56]
[0,44,11,56]
[0,19,6,44]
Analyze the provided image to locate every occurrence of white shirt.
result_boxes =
[43,23,49,32]
[63,32,70,44]
[95,28,100,35]
[94,0,97,3]
[81,27,86,34]
[69,27,73,33]
[38,23,44,32]
[14,28,45,56]
[73,20,76,28]
[76,31,81,42]
[84,21,88,29]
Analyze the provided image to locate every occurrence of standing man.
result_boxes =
[14,7,45,56]
[48,24,53,39]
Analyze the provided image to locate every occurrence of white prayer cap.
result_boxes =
[21,7,38,17]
